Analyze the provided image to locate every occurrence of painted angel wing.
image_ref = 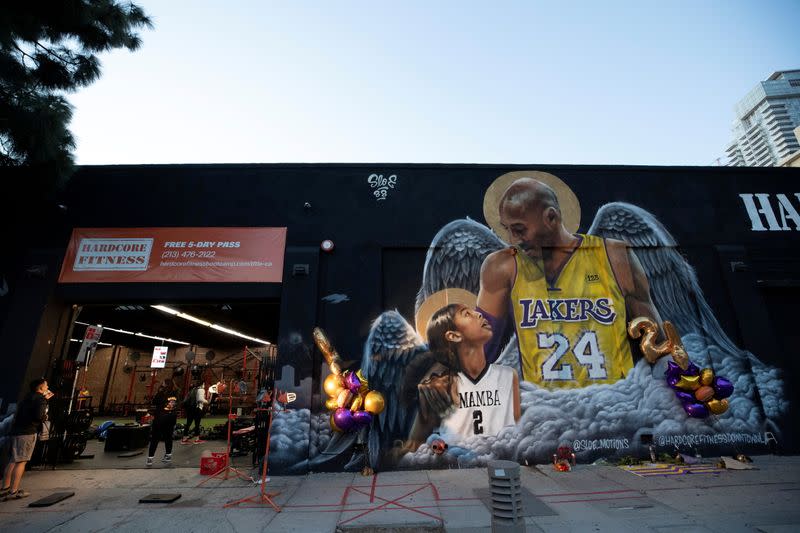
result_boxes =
[587,202,739,355]
[415,218,507,313]
[362,310,429,468]
[589,202,788,425]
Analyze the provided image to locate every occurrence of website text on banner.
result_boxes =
[58,227,287,283]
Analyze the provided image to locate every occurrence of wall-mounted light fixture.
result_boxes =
[151,305,270,345]
[320,239,335,253]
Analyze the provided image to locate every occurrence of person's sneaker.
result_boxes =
[193,437,205,444]
[0,486,10,498]
[4,489,29,500]
[180,437,191,444]
[162,454,172,463]
[146,456,154,467]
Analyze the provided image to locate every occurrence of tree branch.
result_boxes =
[34,40,81,66]
[12,42,34,68]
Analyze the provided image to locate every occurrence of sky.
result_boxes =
[68,1,800,167]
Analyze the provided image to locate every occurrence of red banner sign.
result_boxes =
[59,227,287,283]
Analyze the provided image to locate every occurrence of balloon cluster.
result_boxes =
[314,327,385,432]
[665,361,733,418]
[628,317,734,418]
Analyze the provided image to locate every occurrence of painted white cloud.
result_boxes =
[398,332,786,469]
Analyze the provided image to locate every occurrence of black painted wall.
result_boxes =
[1,163,799,454]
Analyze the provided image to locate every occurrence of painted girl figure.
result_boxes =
[404,304,521,452]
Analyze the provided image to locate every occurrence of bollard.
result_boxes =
[487,459,525,532]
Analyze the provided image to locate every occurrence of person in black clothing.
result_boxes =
[181,381,208,444]
[2,379,52,500]
[146,380,178,467]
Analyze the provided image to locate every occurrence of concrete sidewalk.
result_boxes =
[1,455,799,532]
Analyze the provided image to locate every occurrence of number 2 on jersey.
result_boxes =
[472,410,484,435]
[538,331,608,381]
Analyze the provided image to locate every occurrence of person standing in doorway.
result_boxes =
[2,379,53,500]
[146,380,178,467]
[181,381,208,444]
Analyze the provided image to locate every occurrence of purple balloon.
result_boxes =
[344,372,362,393]
[713,377,734,399]
[686,362,700,376]
[674,390,695,403]
[333,408,356,432]
[684,402,710,418]
[352,410,372,427]
[665,361,683,382]
[667,375,680,389]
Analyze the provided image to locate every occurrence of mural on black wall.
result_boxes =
[269,170,788,474]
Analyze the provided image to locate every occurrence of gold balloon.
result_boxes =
[662,322,690,370]
[356,369,369,395]
[669,343,690,371]
[337,388,353,409]
[363,391,385,415]
[707,398,729,415]
[350,393,363,412]
[627,317,673,363]
[313,327,343,375]
[627,316,656,339]
[700,368,715,386]
[675,374,701,391]
[325,397,338,411]
[323,373,343,397]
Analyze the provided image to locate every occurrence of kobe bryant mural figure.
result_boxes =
[476,175,663,388]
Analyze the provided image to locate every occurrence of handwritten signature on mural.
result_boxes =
[368,173,397,201]
[573,438,630,451]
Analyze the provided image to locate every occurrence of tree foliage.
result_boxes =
[0,1,152,188]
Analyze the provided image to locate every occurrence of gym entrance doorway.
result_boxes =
[42,301,279,470]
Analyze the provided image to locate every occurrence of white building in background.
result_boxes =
[725,70,800,167]
[778,126,800,168]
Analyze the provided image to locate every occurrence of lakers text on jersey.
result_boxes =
[510,234,633,388]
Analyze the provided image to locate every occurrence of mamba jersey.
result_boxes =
[439,365,516,439]
[510,234,632,388]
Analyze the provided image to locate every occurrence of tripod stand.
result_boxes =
[224,399,280,511]
[197,379,254,486]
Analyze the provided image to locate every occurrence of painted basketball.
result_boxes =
[695,385,715,402]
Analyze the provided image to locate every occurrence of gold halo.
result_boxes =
[483,171,581,242]
[414,288,477,343]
